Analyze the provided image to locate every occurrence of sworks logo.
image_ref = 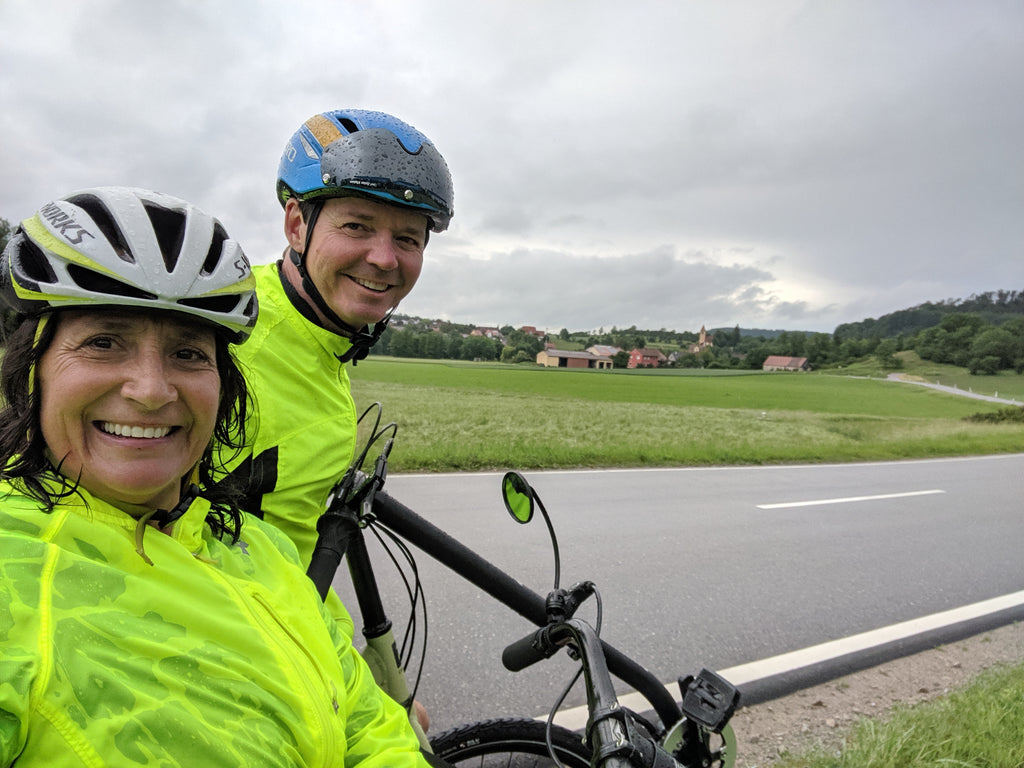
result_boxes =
[39,202,97,246]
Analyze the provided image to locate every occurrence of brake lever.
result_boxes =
[358,438,393,523]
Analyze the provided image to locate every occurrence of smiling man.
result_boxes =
[218,110,454,652]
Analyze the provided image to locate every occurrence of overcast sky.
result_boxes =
[1,1,1021,334]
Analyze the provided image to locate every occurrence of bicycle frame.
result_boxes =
[368,488,685,731]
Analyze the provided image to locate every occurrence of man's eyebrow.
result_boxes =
[332,206,428,240]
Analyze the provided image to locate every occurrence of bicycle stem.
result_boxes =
[547,619,682,768]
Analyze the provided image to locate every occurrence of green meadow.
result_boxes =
[349,358,1024,472]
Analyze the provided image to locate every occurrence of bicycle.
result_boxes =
[306,406,739,766]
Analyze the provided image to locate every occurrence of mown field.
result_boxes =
[349,357,1024,472]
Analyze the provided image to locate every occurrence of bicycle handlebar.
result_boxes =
[513,618,684,768]
[369,488,687,729]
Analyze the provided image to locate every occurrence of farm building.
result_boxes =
[537,349,613,369]
[762,355,811,371]
[587,344,622,358]
[628,348,667,368]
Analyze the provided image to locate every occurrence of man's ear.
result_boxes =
[283,198,307,252]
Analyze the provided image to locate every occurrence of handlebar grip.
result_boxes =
[306,545,343,602]
[501,629,550,671]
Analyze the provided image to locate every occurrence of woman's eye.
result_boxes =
[175,348,212,362]
[84,335,115,349]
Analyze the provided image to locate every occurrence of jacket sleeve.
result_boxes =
[0,529,40,766]
[0,658,30,767]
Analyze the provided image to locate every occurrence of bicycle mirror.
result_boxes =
[502,471,534,523]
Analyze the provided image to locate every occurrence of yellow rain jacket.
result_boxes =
[220,262,360,632]
[0,481,425,767]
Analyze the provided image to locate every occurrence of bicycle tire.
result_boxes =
[430,717,591,767]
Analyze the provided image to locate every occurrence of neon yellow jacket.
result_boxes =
[0,481,426,767]
[222,262,359,631]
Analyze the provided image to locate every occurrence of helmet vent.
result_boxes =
[144,203,187,273]
[202,224,229,275]
[67,264,157,300]
[178,294,243,313]
[338,118,360,133]
[67,194,135,263]
[16,239,59,285]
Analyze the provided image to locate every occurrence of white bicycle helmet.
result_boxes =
[0,187,257,343]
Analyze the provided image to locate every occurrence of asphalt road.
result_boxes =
[331,453,1024,732]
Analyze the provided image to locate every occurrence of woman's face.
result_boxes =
[37,310,221,512]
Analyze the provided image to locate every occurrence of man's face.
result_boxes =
[286,196,428,328]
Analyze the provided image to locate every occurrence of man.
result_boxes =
[219,109,453,733]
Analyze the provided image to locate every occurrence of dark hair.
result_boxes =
[0,310,251,541]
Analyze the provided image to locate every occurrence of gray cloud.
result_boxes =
[1,0,1021,335]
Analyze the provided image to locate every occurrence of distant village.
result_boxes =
[531,325,809,372]
[380,291,1024,375]
[433,322,811,372]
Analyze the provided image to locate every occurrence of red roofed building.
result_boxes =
[762,355,810,371]
[628,348,667,368]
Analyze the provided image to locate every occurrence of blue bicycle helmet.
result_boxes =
[276,109,454,233]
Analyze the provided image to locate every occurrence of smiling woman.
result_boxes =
[36,310,222,512]
[0,187,432,767]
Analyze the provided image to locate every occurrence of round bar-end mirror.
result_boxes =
[502,471,534,524]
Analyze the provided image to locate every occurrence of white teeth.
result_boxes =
[354,277,389,292]
[101,423,172,439]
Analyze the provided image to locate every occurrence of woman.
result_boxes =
[0,187,428,767]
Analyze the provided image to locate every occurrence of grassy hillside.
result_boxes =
[349,358,1024,472]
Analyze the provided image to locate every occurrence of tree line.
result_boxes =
[374,292,1024,376]
[1,217,1019,375]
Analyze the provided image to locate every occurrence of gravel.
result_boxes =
[729,621,1024,767]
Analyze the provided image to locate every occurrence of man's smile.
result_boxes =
[350,275,391,292]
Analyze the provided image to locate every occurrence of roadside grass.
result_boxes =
[349,358,1024,472]
[774,659,1024,767]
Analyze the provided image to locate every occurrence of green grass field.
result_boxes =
[349,357,1024,472]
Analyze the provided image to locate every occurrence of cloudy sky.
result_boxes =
[1,1,1021,334]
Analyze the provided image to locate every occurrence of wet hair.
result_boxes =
[0,309,251,541]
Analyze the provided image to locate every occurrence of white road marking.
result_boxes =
[543,588,1024,731]
[756,489,945,509]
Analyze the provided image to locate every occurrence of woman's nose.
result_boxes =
[120,352,177,408]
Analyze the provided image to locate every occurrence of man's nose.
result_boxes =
[364,233,401,270]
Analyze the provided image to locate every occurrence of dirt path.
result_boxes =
[885,372,1022,406]
[729,621,1024,766]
